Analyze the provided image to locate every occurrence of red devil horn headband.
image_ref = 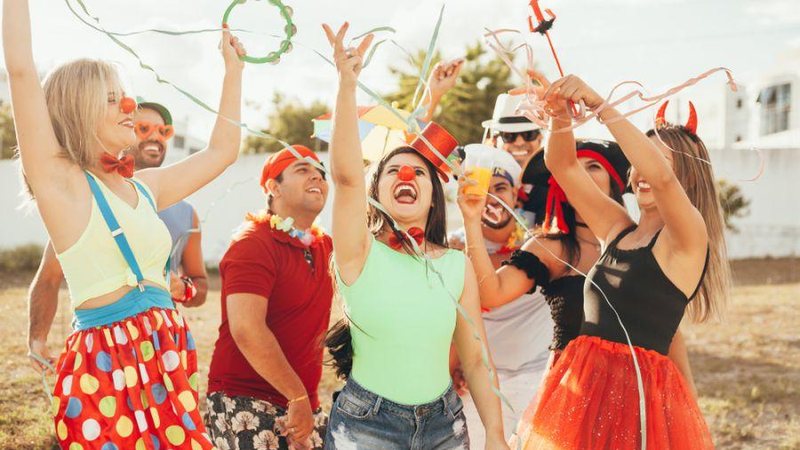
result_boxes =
[655,100,699,135]
[686,101,698,135]
[655,101,669,128]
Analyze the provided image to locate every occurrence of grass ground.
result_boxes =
[0,258,797,449]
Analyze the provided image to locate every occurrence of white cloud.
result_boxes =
[745,0,800,26]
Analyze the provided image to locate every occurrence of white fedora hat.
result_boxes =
[481,93,541,133]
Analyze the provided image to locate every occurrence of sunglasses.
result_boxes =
[135,121,175,142]
[108,92,137,114]
[498,129,541,143]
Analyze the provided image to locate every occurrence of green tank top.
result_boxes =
[336,236,466,405]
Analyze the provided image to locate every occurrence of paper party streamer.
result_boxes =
[57,0,509,413]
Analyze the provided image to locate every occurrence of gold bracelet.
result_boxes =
[287,394,308,406]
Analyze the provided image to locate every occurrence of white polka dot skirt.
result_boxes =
[51,307,215,449]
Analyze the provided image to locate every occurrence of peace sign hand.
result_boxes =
[322,22,374,89]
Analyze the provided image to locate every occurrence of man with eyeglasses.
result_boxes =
[482,93,549,226]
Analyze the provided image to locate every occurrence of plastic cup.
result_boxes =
[463,144,495,196]
[464,167,492,196]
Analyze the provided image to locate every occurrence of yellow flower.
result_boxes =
[270,215,281,228]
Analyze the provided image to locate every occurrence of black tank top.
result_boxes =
[503,251,584,351]
[580,226,708,355]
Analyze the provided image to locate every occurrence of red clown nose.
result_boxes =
[397,165,416,182]
[119,96,137,114]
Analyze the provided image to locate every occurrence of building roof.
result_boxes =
[734,128,800,150]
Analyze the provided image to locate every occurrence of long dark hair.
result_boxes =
[324,317,353,380]
[325,146,449,379]
[537,182,624,267]
[367,146,448,252]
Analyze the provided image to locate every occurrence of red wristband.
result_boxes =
[175,277,196,303]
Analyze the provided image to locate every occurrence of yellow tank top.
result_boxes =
[56,172,172,309]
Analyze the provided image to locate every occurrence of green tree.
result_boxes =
[0,102,18,159]
[385,41,515,145]
[717,179,750,232]
[242,93,329,154]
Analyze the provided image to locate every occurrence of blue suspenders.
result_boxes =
[84,172,159,292]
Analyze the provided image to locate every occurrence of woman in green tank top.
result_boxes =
[321,23,509,450]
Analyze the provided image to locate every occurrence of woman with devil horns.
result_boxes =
[321,22,510,449]
[4,2,247,448]
[517,74,727,450]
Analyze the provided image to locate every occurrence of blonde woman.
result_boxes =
[4,1,246,448]
[518,74,728,449]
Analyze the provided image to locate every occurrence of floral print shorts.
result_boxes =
[205,392,327,450]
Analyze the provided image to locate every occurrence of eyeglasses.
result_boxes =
[134,121,175,142]
[498,129,541,143]
[108,92,137,114]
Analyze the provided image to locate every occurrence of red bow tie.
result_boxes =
[100,152,135,178]
[389,227,425,250]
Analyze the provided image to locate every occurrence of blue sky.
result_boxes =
[5,0,800,140]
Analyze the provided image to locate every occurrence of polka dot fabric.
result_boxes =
[52,306,215,449]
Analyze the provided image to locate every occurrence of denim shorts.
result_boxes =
[324,378,469,450]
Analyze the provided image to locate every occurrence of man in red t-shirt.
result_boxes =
[205,145,333,450]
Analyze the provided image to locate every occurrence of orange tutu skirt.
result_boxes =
[516,335,714,450]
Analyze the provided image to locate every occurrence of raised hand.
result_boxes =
[457,172,488,223]
[544,74,604,111]
[322,22,374,89]
[509,68,569,117]
[220,25,246,72]
[428,59,464,99]
[509,68,550,97]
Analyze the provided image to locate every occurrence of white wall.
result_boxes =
[0,154,334,265]
[0,160,49,248]
[710,146,800,259]
[183,153,337,264]
[3,145,798,262]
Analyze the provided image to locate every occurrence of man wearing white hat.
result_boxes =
[483,93,550,226]
[449,144,554,446]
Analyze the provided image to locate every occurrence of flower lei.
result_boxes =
[497,212,530,255]
[267,214,323,248]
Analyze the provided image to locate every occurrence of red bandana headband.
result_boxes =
[575,149,625,192]
[543,149,625,235]
[260,145,321,192]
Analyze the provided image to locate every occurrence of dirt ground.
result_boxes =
[0,258,797,449]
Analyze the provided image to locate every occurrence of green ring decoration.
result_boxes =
[222,0,295,64]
